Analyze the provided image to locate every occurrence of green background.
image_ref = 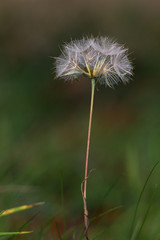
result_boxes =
[0,0,160,239]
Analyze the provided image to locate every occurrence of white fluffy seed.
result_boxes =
[55,37,133,88]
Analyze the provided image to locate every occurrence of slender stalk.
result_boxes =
[83,79,96,240]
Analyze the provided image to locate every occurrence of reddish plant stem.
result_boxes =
[83,79,95,240]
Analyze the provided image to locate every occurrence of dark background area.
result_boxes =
[0,0,160,239]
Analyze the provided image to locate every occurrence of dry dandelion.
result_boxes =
[55,36,133,240]
[55,36,133,87]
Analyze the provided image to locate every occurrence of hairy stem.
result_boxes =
[83,79,95,240]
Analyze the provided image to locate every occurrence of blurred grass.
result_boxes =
[0,202,44,238]
[0,202,44,217]
[1,76,160,239]
[0,0,160,238]
[0,63,160,239]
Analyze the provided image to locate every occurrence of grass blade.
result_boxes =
[18,212,39,231]
[95,175,122,214]
[7,212,39,240]
[60,171,66,231]
[0,231,32,236]
[79,206,122,240]
[90,205,122,223]
[129,161,159,238]
[62,206,122,240]
[0,202,45,217]
[135,187,157,240]
[55,222,62,240]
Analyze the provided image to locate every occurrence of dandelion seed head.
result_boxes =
[55,37,133,88]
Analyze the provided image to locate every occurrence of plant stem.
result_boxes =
[83,79,95,240]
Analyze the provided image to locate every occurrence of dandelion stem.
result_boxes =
[83,79,95,240]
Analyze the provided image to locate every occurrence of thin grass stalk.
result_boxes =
[83,79,95,240]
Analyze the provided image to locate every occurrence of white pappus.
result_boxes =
[55,37,133,88]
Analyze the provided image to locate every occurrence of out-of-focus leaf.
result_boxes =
[0,202,45,217]
[0,231,32,236]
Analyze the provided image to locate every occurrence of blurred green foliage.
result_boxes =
[0,0,160,239]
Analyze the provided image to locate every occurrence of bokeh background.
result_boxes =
[0,0,160,239]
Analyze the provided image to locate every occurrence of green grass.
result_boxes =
[0,63,160,239]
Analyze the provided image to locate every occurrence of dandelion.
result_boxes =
[55,37,133,240]
[56,36,133,87]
